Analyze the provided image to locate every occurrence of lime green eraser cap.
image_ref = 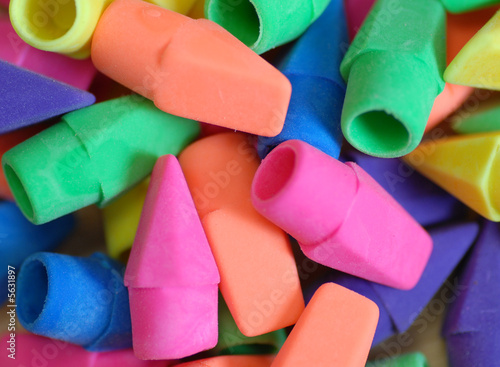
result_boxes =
[340,0,446,158]
[204,0,331,55]
[367,352,428,366]
[2,95,200,225]
[440,0,500,13]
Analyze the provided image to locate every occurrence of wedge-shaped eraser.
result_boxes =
[252,140,432,289]
[176,355,274,367]
[9,0,114,59]
[272,283,378,367]
[103,178,150,260]
[17,252,132,351]
[0,60,95,134]
[440,0,500,13]
[179,132,304,337]
[403,132,500,221]
[366,353,428,366]
[443,220,500,367]
[452,102,500,134]
[204,0,330,55]
[91,0,291,137]
[0,15,97,89]
[445,10,500,90]
[340,0,446,158]
[345,151,468,226]
[0,124,46,200]
[0,334,166,367]
[0,201,75,303]
[125,155,220,360]
[213,293,286,356]
[304,221,478,345]
[2,95,200,225]
[257,0,347,159]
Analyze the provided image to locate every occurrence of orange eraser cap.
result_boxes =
[91,0,291,137]
[175,355,274,367]
[179,132,304,337]
[271,283,379,367]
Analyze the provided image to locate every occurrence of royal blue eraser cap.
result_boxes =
[0,201,75,303]
[17,251,132,351]
[443,221,500,367]
[0,60,95,133]
[345,150,469,226]
[257,0,348,158]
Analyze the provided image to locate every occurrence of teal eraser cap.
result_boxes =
[2,95,200,224]
[340,0,446,158]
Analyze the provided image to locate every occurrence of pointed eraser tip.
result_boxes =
[0,60,95,133]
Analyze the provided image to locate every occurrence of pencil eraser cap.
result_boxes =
[17,252,132,351]
[252,140,433,289]
[0,60,95,134]
[204,0,331,54]
[91,0,291,137]
[125,155,219,359]
[176,355,275,367]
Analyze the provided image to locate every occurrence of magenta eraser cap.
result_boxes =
[0,333,167,367]
[125,154,219,360]
[251,140,433,290]
[125,154,219,288]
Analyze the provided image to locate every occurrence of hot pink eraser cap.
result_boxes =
[0,14,96,90]
[251,140,433,290]
[0,333,168,367]
[125,154,219,360]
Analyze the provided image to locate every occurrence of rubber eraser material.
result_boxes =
[179,133,304,337]
[17,252,132,351]
[0,334,167,367]
[340,0,446,158]
[125,154,219,360]
[403,132,500,221]
[252,140,433,289]
[366,353,429,366]
[271,283,379,367]
[0,60,95,134]
[175,355,275,367]
[91,0,291,137]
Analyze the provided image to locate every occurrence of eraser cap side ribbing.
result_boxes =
[252,139,357,246]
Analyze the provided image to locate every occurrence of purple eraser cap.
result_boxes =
[345,151,469,226]
[443,221,500,367]
[0,60,95,133]
[371,221,479,334]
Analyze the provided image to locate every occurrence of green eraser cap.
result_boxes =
[367,352,428,366]
[340,0,446,158]
[440,0,500,13]
[205,0,331,54]
[453,103,500,134]
[2,95,200,224]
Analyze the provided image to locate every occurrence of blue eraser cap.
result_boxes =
[257,0,348,158]
[17,252,132,351]
[443,221,500,367]
[0,60,95,133]
[345,150,469,226]
[0,201,75,303]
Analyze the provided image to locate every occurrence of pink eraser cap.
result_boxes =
[0,14,96,90]
[125,154,220,360]
[0,333,168,367]
[251,140,433,290]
